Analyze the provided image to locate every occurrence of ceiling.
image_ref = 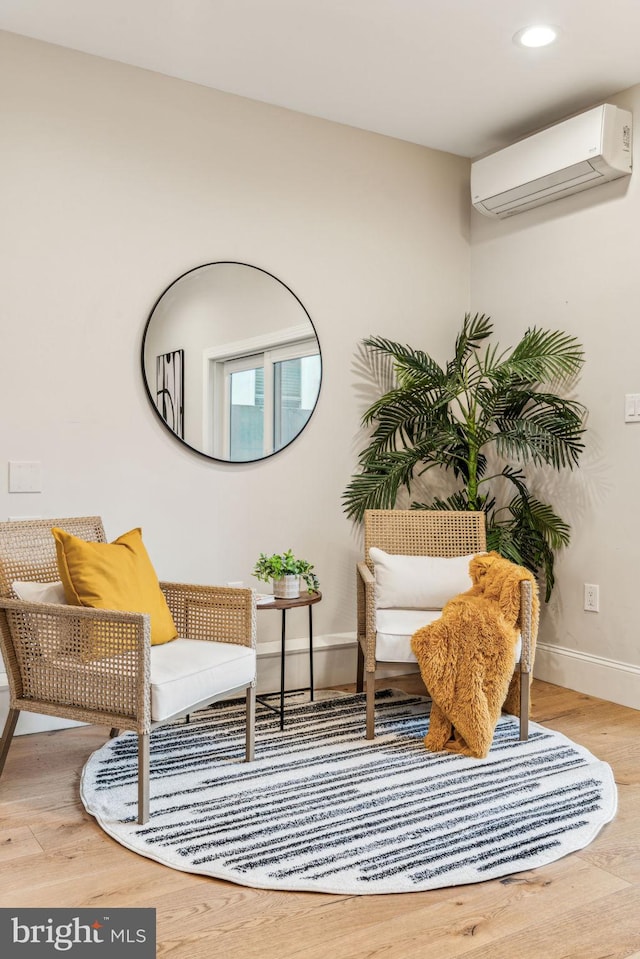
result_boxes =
[2,0,640,158]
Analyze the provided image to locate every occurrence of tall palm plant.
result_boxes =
[343,313,586,600]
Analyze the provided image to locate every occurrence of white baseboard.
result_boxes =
[534,642,640,711]
[256,632,358,694]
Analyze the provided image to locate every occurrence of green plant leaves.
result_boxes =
[343,314,587,599]
[252,550,320,593]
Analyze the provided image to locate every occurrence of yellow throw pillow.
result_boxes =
[52,526,177,646]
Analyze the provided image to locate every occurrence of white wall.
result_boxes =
[0,31,471,721]
[471,86,640,709]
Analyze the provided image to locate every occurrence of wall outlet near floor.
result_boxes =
[584,583,600,612]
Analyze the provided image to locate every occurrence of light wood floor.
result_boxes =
[1,677,639,959]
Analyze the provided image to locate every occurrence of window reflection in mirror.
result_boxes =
[141,263,322,463]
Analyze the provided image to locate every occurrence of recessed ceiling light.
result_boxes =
[514,25,558,48]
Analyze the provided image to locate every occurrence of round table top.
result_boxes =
[257,590,322,611]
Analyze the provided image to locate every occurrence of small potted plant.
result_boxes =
[252,549,320,599]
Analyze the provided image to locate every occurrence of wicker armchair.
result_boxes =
[356,509,537,739]
[0,517,256,824]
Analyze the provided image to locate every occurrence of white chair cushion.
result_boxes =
[12,580,66,604]
[150,638,256,722]
[374,608,522,665]
[369,548,476,609]
[375,609,442,662]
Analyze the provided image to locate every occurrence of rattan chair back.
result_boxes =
[0,516,105,597]
[364,509,486,567]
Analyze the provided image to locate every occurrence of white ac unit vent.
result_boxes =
[471,104,632,218]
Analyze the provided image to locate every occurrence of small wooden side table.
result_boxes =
[257,590,322,729]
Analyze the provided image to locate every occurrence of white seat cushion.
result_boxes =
[150,638,256,722]
[375,609,442,662]
[375,608,522,665]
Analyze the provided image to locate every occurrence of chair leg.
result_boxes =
[356,641,364,693]
[519,671,530,741]
[138,732,150,825]
[0,708,20,778]
[245,685,256,762]
[365,672,376,740]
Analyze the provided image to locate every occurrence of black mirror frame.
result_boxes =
[141,261,322,464]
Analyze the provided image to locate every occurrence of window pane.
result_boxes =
[230,368,264,461]
[274,354,321,450]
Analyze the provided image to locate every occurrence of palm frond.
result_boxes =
[385,429,472,473]
[494,394,586,469]
[499,328,584,386]
[509,494,571,549]
[477,340,510,378]
[487,495,563,601]
[363,337,446,388]
[362,383,452,429]
[411,490,472,511]
[494,465,530,499]
[358,403,456,468]
[451,313,493,370]
[342,448,429,521]
[485,524,527,567]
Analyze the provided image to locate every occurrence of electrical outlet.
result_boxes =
[584,583,600,612]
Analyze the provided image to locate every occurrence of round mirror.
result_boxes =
[141,262,322,462]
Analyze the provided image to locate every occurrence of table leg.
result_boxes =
[309,605,314,702]
[280,608,287,730]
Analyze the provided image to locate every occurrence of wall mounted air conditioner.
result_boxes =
[471,104,632,218]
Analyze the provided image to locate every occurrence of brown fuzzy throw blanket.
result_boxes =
[410,552,539,759]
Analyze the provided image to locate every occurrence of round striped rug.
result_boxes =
[81,689,617,895]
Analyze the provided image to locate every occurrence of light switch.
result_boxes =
[624,394,640,422]
[8,461,42,493]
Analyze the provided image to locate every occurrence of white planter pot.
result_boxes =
[273,575,301,599]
